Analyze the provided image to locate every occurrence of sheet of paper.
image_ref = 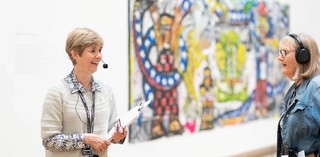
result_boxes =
[107,99,152,140]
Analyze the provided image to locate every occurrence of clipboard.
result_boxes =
[107,98,152,140]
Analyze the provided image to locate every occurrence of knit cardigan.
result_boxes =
[41,80,119,157]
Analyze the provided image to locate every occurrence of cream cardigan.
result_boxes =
[41,80,119,157]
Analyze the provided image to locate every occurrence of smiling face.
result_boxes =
[278,37,298,80]
[72,44,103,75]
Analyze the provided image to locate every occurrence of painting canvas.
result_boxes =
[128,0,289,143]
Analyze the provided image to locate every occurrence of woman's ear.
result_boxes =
[70,50,79,61]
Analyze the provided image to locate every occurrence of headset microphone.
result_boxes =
[101,60,108,69]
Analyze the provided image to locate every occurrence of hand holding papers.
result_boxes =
[107,98,152,141]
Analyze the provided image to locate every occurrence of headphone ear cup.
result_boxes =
[295,47,310,64]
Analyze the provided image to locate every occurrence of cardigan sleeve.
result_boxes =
[41,85,85,151]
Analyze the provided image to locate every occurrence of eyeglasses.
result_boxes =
[279,49,294,58]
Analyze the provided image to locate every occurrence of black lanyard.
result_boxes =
[78,91,95,133]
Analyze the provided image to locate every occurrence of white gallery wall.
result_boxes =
[0,0,319,156]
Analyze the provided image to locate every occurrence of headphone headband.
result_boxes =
[289,34,303,48]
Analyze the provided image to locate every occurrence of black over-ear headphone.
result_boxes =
[289,33,310,64]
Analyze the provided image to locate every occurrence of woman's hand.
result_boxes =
[84,133,111,153]
[111,126,128,143]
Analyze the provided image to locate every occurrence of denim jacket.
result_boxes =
[277,74,320,156]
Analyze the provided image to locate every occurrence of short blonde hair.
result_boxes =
[281,33,320,81]
[65,28,103,65]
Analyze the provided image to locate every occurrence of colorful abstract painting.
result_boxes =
[128,0,289,143]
